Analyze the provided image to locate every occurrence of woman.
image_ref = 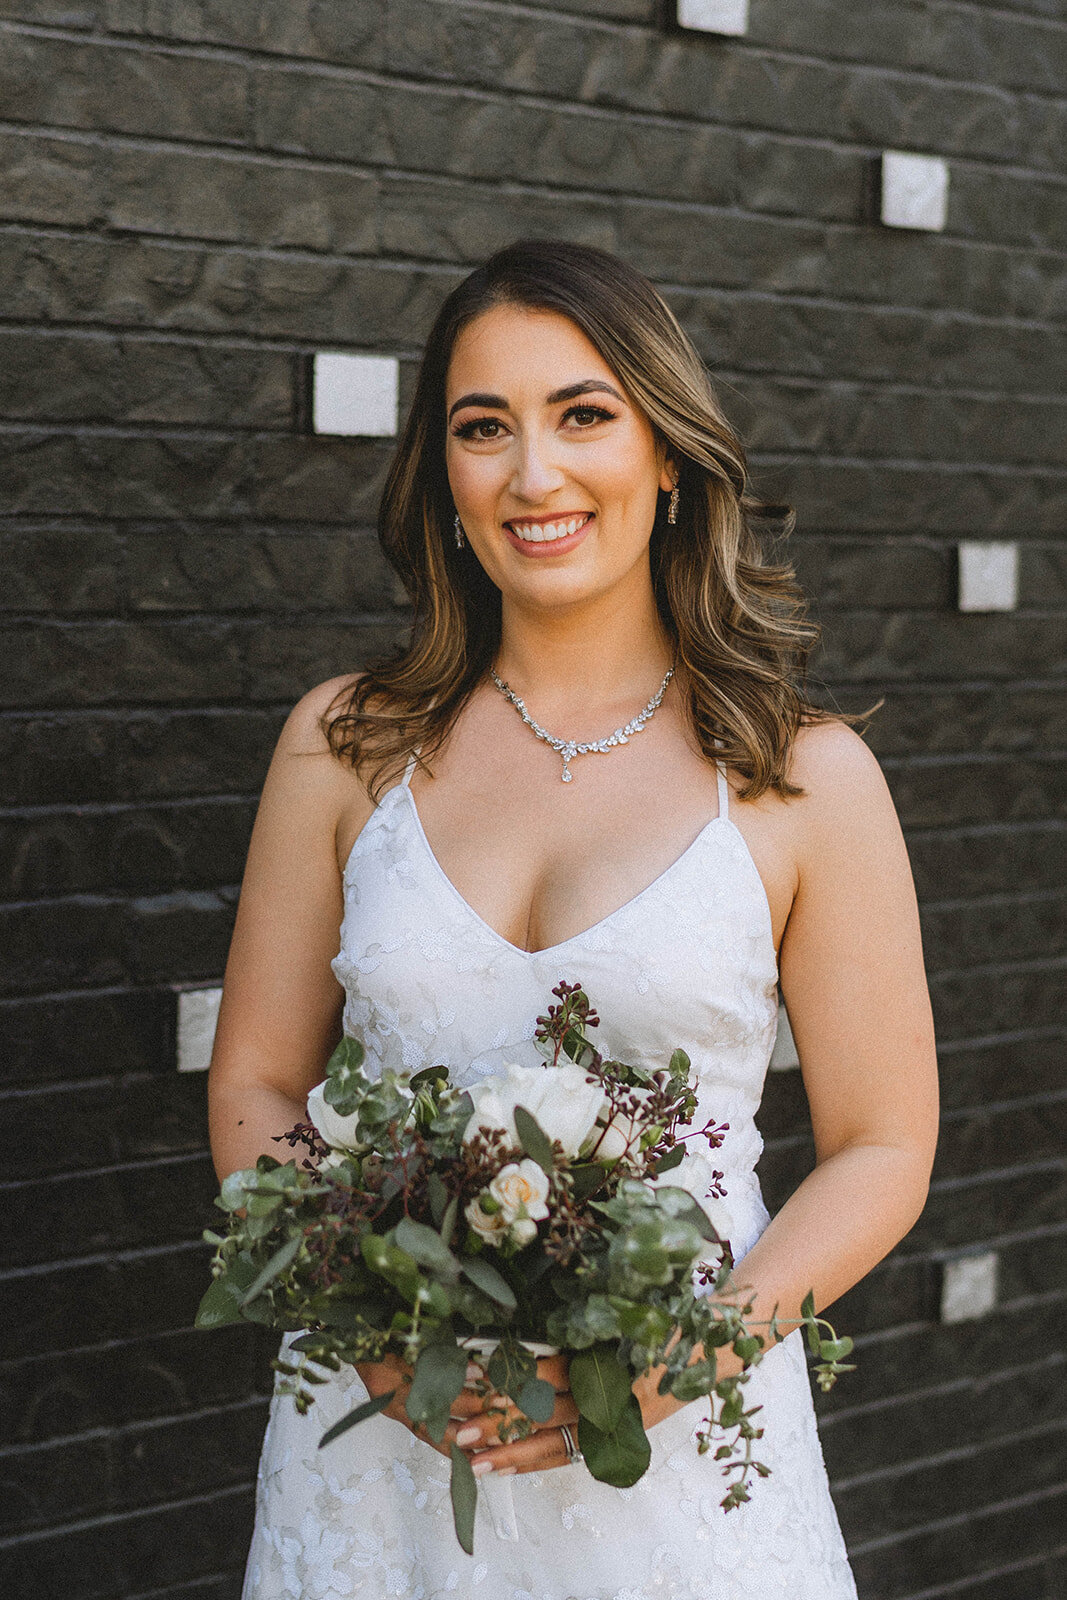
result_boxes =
[209,238,939,1599]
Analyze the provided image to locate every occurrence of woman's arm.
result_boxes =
[637,717,940,1421]
[207,675,368,1183]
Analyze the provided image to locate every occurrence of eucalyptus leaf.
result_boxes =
[514,1105,555,1175]
[319,1388,396,1447]
[487,1337,537,1404]
[194,1251,261,1329]
[195,1273,247,1330]
[406,1340,468,1444]
[570,1343,632,1432]
[577,1393,651,1487]
[395,1216,460,1280]
[440,1194,459,1248]
[652,1144,685,1175]
[426,1171,449,1228]
[449,1442,478,1556]
[460,1255,517,1309]
[569,1163,608,1203]
[517,1374,556,1424]
[239,1234,303,1307]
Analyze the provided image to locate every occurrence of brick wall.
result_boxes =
[0,2,1064,1595]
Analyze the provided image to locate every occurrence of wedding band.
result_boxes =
[560,1424,583,1466]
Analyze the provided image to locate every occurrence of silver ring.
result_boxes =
[559,1423,583,1466]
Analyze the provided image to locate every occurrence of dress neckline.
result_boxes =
[394,782,776,967]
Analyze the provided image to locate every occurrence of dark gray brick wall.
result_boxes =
[0,2,1063,1596]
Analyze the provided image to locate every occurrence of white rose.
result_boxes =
[307,1081,368,1153]
[509,1216,539,1247]
[587,1087,655,1164]
[489,1159,551,1222]
[465,1194,511,1246]
[464,1062,606,1158]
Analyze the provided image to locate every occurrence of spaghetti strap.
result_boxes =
[400,750,418,789]
[716,758,730,822]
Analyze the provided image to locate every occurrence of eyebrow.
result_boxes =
[447,379,626,424]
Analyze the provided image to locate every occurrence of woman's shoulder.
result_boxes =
[279,673,364,755]
[262,676,375,864]
[784,715,902,856]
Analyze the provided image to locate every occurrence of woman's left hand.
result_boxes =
[451,1352,580,1478]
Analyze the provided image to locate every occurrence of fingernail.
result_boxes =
[495,1466,516,1477]
[456,1425,481,1447]
[472,1457,495,1477]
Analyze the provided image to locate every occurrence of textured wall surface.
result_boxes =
[0,2,1064,1596]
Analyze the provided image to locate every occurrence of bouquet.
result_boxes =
[196,982,853,1552]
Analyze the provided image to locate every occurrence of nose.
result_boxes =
[508,432,566,504]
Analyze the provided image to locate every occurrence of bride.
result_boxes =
[208,238,939,1598]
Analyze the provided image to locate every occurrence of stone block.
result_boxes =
[113,1398,268,1511]
[0,526,122,612]
[881,149,950,231]
[0,1431,110,1536]
[176,985,221,1073]
[0,988,173,1088]
[677,0,748,34]
[958,540,1020,612]
[312,352,399,437]
[930,960,1066,1042]
[940,1250,999,1323]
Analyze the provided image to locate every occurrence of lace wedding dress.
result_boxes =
[240,755,859,1599]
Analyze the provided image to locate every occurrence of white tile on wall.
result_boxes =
[880,150,950,232]
[958,541,1019,612]
[177,984,222,1073]
[940,1252,998,1324]
[677,0,749,35]
[312,352,399,437]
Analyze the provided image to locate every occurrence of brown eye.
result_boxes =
[452,417,506,441]
[565,405,616,427]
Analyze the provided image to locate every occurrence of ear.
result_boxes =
[658,454,678,495]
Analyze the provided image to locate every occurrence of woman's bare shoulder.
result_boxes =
[278,672,364,757]
[785,716,901,855]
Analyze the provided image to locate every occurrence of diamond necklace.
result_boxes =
[488,663,675,783]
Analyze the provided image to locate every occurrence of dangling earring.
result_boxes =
[453,513,466,549]
[667,481,680,525]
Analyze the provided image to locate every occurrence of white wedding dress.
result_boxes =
[240,754,859,1600]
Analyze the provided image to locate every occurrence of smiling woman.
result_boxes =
[211,238,938,1600]
[324,237,849,806]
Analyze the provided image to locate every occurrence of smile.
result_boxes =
[505,512,594,544]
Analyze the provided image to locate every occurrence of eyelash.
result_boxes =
[450,404,617,441]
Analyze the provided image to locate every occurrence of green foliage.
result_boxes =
[513,1104,555,1175]
[319,1388,396,1447]
[577,1394,651,1487]
[406,1341,468,1444]
[449,1443,478,1556]
[570,1344,632,1432]
[197,979,857,1553]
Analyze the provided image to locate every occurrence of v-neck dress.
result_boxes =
[240,755,859,1600]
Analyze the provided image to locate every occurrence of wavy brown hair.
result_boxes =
[322,238,875,802]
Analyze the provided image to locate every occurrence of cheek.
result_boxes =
[446,447,505,508]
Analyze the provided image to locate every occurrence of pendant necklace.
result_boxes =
[489,663,675,783]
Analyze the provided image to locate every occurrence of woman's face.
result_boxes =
[444,303,675,613]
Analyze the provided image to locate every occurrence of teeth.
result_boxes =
[510,514,589,542]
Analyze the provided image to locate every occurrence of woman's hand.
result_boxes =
[395,1351,581,1478]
